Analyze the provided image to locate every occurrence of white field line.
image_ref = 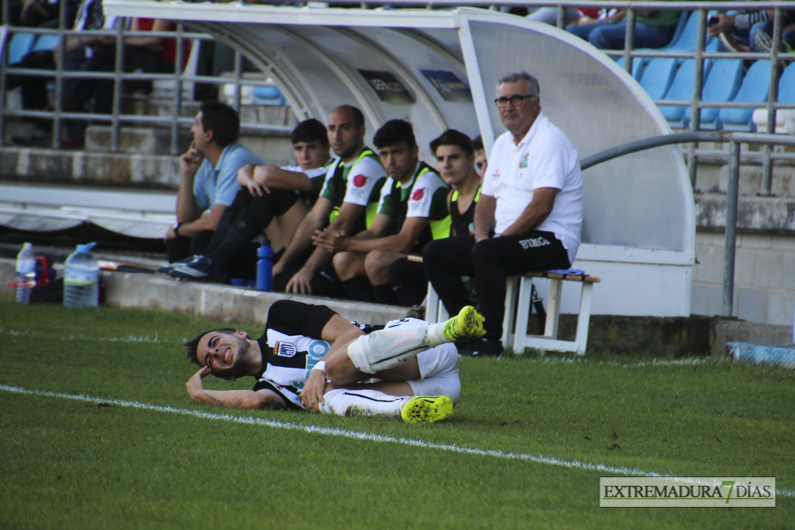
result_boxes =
[1,383,792,499]
[0,328,711,368]
[0,328,176,344]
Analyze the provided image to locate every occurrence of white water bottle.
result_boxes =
[15,242,36,304]
[64,242,99,308]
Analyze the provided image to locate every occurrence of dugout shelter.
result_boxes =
[103,1,696,318]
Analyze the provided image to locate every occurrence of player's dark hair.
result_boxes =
[472,135,484,152]
[184,328,236,365]
[430,129,474,157]
[334,104,365,128]
[199,102,240,148]
[292,118,329,147]
[373,119,416,150]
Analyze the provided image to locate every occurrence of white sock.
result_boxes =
[320,388,409,418]
[347,320,431,374]
[425,321,449,346]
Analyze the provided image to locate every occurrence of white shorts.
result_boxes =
[407,343,461,403]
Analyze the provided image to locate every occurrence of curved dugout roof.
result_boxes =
[106,1,694,257]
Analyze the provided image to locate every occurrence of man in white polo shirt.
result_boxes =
[423,71,583,356]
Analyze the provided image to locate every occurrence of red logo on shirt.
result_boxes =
[352,174,367,188]
[411,188,425,201]
[492,168,501,179]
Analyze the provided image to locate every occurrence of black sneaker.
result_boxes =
[157,255,201,275]
[168,256,224,282]
[458,337,504,357]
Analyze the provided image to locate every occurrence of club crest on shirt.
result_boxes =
[274,341,297,358]
[352,174,367,188]
[520,153,529,169]
[411,188,425,201]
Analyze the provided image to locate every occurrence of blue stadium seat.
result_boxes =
[752,62,795,132]
[661,12,700,53]
[8,32,36,64]
[688,58,743,129]
[635,12,719,64]
[32,33,60,52]
[639,57,677,100]
[718,60,771,131]
[658,11,690,52]
[252,85,286,105]
[778,62,795,103]
[616,56,644,81]
[660,59,710,128]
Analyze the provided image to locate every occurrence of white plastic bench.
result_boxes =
[425,270,600,356]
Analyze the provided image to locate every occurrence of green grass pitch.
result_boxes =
[0,296,792,528]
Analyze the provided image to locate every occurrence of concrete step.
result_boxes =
[83,125,294,163]
[0,147,177,187]
[86,126,193,155]
[694,161,795,198]
[694,192,795,232]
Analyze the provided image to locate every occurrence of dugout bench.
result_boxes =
[425,270,601,356]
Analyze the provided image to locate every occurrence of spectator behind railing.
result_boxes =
[61,15,182,146]
[6,0,181,146]
[5,0,80,144]
[567,3,680,50]
[10,0,78,28]
[749,9,795,53]
[707,6,772,52]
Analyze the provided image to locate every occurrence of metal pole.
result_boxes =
[722,139,741,317]
[171,25,186,156]
[688,8,708,188]
[0,28,8,144]
[623,8,636,70]
[760,7,783,196]
[112,21,126,153]
[233,50,243,114]
[52,25,65,148]
[556,5,566,29]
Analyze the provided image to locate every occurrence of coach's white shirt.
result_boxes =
[483,112,583,265]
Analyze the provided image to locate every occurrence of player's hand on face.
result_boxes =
[186,366,211,397]
[285,269,313,295]
[301,369,327,413]
[180,142,203,175]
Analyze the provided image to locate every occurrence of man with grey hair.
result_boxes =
[423,71,583,356]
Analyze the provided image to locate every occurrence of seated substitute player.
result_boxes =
[389,129,483,307]
[272,105,387,296]
[314,119,450,305]
[184,301,486,423]
[163,119,330,283]
[164,102,263,264]
[472,134,488,178]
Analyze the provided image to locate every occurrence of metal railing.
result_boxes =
[0,6,291,153]
[582,130,795,317]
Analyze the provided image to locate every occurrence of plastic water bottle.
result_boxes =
[64,242,99,307]
[256,240,274,292]
[15,242,36,304]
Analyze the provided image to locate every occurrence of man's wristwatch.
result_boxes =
[173,222,182,237]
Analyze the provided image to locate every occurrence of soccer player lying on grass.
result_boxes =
[184,300,485,423]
